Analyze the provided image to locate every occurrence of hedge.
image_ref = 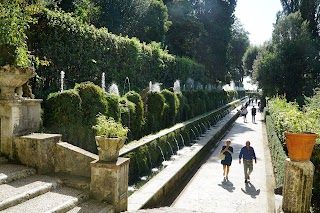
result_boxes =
[28,8,206,100]
[265,114,287,188]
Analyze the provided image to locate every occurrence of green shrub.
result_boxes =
[176,92,190,122]
[105,93,121,121]
[145,91,165,133]
[75,82,108,125]
[266,115,287,188]
[124,91,145,139]
[29,8,206,99]
[43,89,84,147]
[74,82,108,153]
[119,97,136,141]
[160,89,179,128]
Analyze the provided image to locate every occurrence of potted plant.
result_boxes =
[0,1,36,99]
[93,114,129,162]
[283,102,318,161]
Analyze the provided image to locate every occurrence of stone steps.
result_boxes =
[2,186,89,213]
[0,175,61,210]
[0,163,114,212]
[67,200,114,213]
[0,164,36,184]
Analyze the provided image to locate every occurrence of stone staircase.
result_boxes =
[0,157,114,213]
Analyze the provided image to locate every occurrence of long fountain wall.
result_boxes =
[120,99,241,184]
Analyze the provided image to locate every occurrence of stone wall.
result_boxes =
[14,133,60,174]
[55,142,98,177]
[14,134,98,177]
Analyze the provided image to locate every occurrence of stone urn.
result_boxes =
[285,132,318,161]
[95,136,125,162]
[0,65,35,99]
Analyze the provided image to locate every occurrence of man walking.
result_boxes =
[239,141,257,183]
[251,106,257,123]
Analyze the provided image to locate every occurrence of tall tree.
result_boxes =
[165,0,206,58]
[197,0,237,83]
[226,18,250,84]
[280,0,320,36]
[242,45,259,77]
[253,12,319,101]
[62,0,170,43]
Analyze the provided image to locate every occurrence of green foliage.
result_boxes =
[242,45,259,77]
[83,0,170,43]
[93,114,128,140]
[226,18,250,84]
[265,115,287,188]
[267,92,320,204]
[165,0,237,83]
[0,0,37,67]
[105,93,121,121]
[268,95,320,141]
[43,89,84,147]
[145,91,166,133]
[73,82,108,152]
[124,91,145,140]
[75,82,108,126]
[253,12,320,101]
[119,97,136,141]
[28,8,205,99]
[176,92,190,122]
[160,89,180,127]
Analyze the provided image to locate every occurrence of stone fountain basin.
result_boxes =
[0,65,35,88]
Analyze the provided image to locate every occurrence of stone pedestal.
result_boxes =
[282,158,314,213]
[0,99,42,158]
[90,157,130,213]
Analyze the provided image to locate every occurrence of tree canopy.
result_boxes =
[252,12,320,101]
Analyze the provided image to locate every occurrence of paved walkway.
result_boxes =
[169,102,276,213]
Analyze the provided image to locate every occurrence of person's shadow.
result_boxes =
[218,178,236,192]
[241,182,260,198]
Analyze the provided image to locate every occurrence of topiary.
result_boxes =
[160,89,180,127]
[145,91,165,133]
[105,93,121,121]
[124,91,145,139]
[119,97,136,141]
[74,82,109,153]
[43,89,84,147]
[74,82,108,126]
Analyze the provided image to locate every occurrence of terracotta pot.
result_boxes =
[95,136,124,162]
[285,132,318,161]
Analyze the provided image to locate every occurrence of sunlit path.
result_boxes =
[171,102,275,213]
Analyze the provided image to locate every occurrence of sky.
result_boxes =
[235,0,283,45]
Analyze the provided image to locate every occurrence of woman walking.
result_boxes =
[220,139,234,179]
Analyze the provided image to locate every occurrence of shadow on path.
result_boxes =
[218,178,236,192]
[241,182,260,199]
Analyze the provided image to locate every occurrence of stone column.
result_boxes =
[0,99,42,158]
[90,157,130,213]
[282,158,314,213]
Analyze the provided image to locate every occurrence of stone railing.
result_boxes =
[13,133,129,212]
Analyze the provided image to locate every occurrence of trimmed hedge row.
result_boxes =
[43,81,244,154]
[29,8,206,100]
[266,100,320,206]
[265,114,287,188]
[122,103,238,184]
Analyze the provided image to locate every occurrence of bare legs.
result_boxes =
[223,165,230,178]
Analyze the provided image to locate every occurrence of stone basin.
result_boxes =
[0,65,35,99]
